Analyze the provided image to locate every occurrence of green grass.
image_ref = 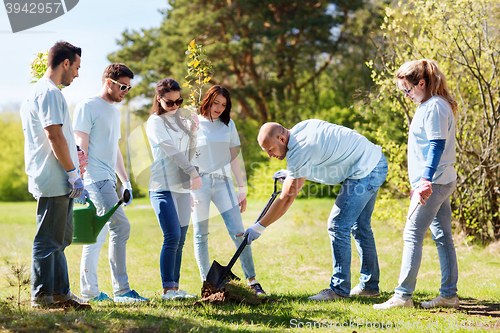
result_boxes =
[1,196,500,332]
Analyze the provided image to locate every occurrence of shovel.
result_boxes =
[206,175,286,289]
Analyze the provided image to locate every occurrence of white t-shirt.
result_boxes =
[286,119,382,184]
[20,77,79,197]
[73,96,121,185]
[192,117,240,177]
[146,114,192,193]
[408,96,456,187]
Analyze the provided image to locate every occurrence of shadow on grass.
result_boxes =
[352,290,500,318]
[0,302,285,333]
[457,297,500,318]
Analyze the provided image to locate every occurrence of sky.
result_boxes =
[0,0,169,111]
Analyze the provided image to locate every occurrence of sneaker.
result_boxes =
[161,290,181,300]
[421,295,459,309]
[373,295,414,310]
[114,289,149,302]
[31,299,54,309]
[308,288,348,301]
[176,289,197,299]
[249,283,266,296]
[54,299,92,311]
[70,293,86,303]
[90,292,113,302]
[350,285,380,297]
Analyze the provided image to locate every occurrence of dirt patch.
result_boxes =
[189,281,269,306]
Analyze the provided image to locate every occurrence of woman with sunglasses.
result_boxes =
[190,85,266,295]
[146,78,201,300]
[374,59,459,310]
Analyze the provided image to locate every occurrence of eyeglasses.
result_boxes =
[161,97,183,108]
[402,85,415,95]
[109,78,132,92]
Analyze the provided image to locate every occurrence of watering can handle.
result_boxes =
[119,189,131,205]
[85,197,96,210]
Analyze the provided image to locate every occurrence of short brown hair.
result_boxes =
[102,63,134,83]
[48,41,81,69]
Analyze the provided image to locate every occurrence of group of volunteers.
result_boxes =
[21,40,459,311]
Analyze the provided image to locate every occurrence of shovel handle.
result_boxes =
[216,183,282,288]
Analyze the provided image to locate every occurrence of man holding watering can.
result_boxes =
[21,41,90,310]
[245,120,387,301]
[73,63,148,303]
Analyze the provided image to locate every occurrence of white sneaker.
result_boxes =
[308,288,348,301]
[162,290,182,300]
[421,296,459,309]
[350,285,380,297]
[161,289,197,300]
[373,295,414,309]
[176,289,197,299]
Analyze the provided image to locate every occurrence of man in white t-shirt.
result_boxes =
[73,63,148,303]
[21,41,90,310]
[245,120,388,301]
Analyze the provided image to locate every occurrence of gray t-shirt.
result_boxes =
[73,96,121,185]
[20,77,79,197]
[286,119,382,184]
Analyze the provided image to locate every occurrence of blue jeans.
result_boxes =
[31,195,74,304]
[395,180,458,299]
[150,190,191,288]
[328,154,388,297]
[191,173,256,281]
[80,180,131,298]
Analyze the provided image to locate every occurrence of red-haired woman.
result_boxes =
[191,85,265,295]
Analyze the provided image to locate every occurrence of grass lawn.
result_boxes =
[0,195,500,332]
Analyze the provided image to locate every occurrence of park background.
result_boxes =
[1,0,500,331]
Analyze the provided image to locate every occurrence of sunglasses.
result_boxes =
[402,85,415,95]
[109,78,132,92]
[161,97,184,108]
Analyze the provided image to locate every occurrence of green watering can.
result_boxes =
[72,189,131,244]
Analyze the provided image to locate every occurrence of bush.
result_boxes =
[0,113,32,201]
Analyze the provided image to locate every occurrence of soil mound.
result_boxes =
[193,281,268,306]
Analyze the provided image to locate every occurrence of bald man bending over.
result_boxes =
[244,120,387,301]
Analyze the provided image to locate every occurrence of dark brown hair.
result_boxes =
[199,85,232,126]
[48,41,81,69]
[102,63,134,83]
[151,78,189,134]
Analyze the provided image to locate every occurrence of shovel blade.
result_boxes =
[206,260,240,289]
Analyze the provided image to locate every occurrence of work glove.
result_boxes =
[67,168,84,199]
[74,190,89,205]
[244,222,266,245]
[273,169,290,183]
[122,181,133,206]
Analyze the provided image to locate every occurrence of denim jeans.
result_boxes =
[328,154,388,297]
[150,190,191,288]
[31,195,74,304]
[395,180,458,299]
[80,180,131,298]
[191,173,256,281]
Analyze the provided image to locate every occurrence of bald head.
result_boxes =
[258,122,286,144]
[258,122,289,160]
